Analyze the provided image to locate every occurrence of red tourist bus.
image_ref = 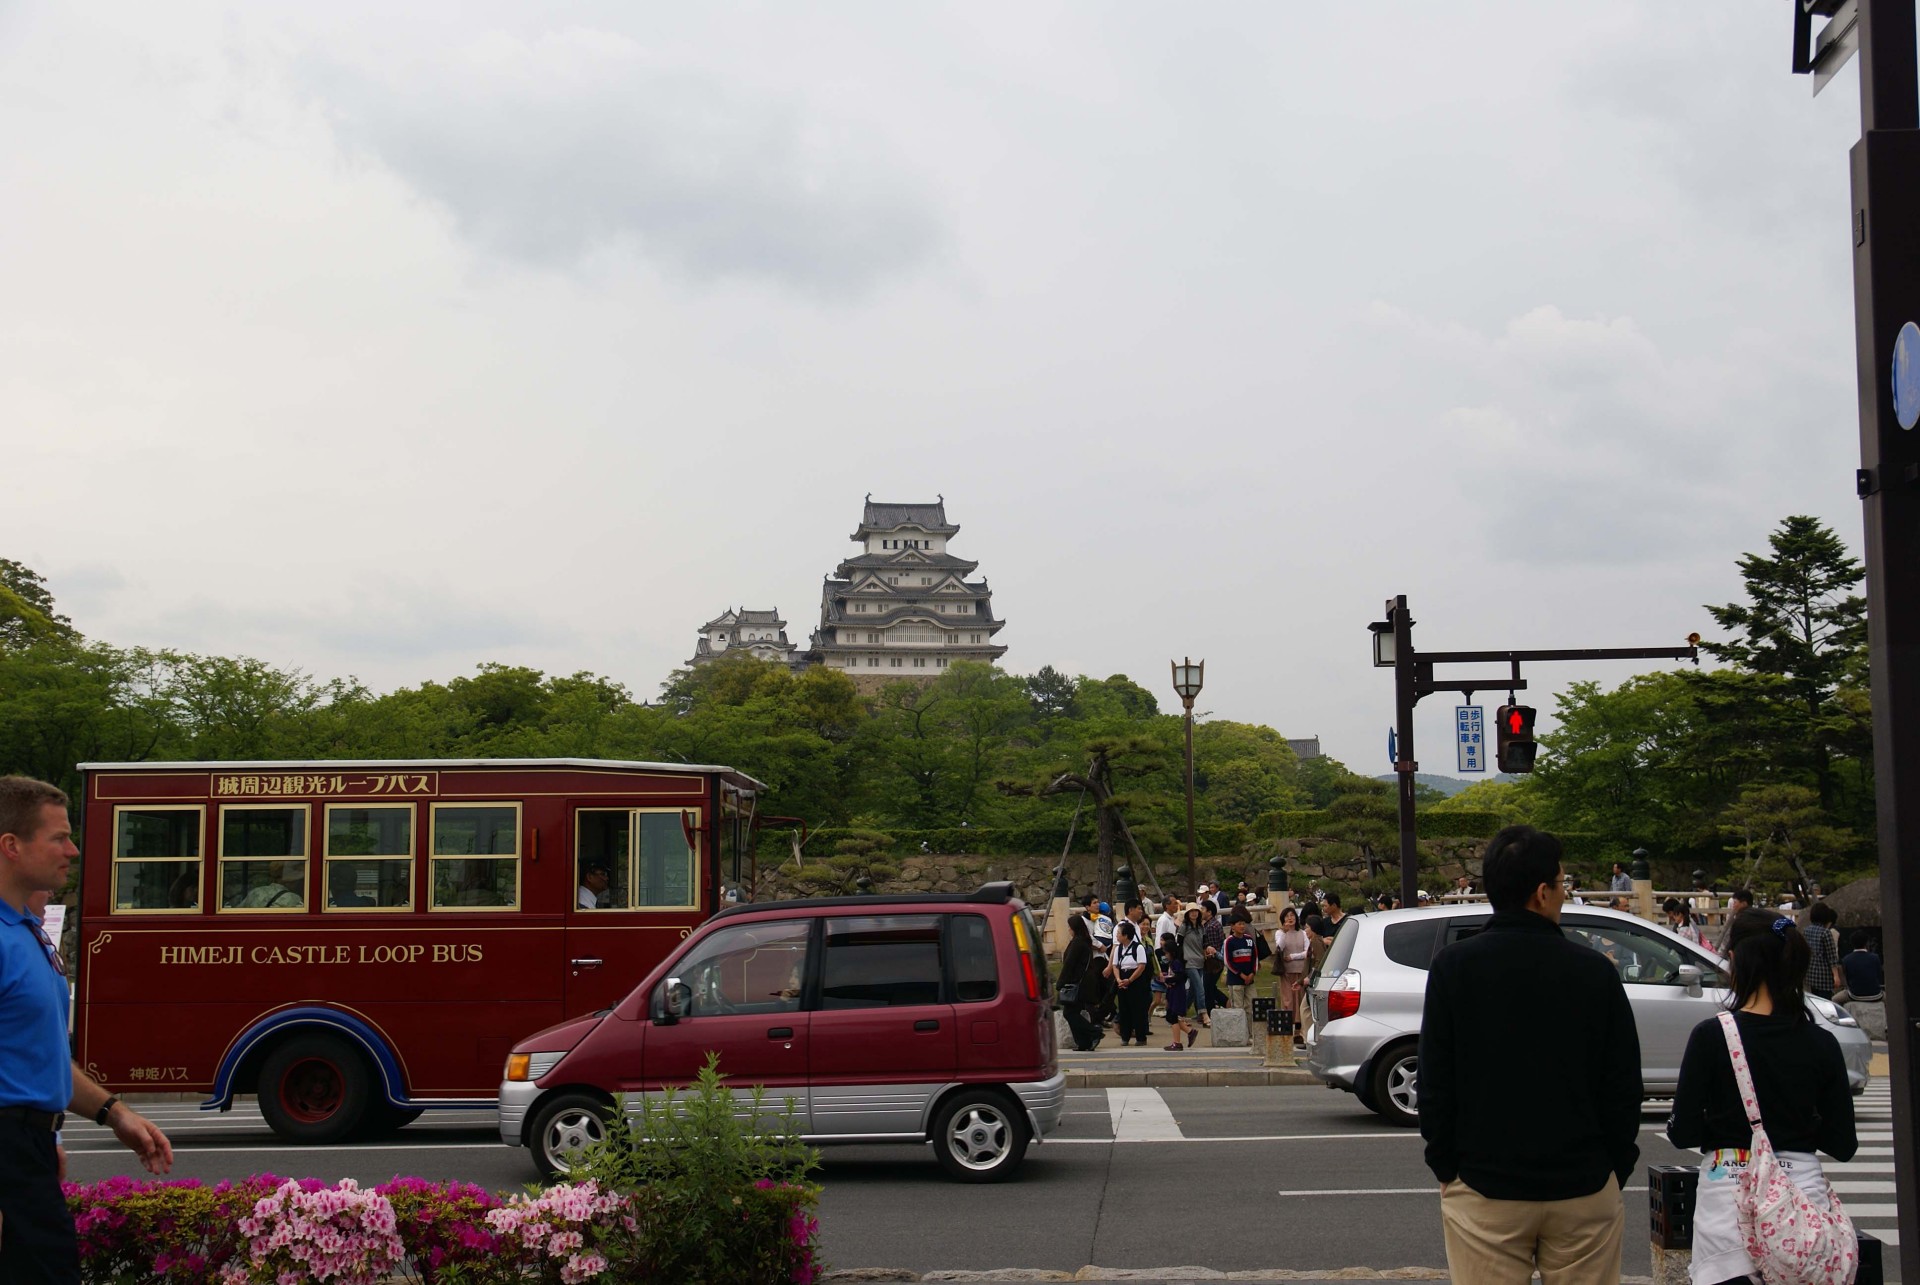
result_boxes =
[73,758,765,1143]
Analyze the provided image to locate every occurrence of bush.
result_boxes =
[566,1054,823,1284]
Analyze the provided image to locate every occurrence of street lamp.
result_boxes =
[1369,619,1396,667]
[1171,657,1205,891]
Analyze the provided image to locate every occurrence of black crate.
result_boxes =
[1251,997,1274,1021]
[1261,1006,1296,1035]
[1648,1164,1697,1250]
[1858,1231,1883,1285]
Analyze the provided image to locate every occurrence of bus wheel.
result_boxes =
[259,1033,372,1144]
[529,1094,612,1180]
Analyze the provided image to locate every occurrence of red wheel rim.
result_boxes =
[278,1056,344,1123]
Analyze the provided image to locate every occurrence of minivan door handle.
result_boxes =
[767,1027,793,1039]
[913,1019,941,1032]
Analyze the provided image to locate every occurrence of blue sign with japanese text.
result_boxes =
[1456,706,1486,773]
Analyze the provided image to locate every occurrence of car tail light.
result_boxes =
[1010,911,1041,1001]
[1327,969,1361,1021]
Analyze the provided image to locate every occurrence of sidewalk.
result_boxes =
[1058,1018,1318,1088]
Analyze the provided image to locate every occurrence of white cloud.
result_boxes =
[301,27,942,298]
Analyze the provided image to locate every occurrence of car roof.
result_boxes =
[710,880,1024,921]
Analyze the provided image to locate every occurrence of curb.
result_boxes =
[1063,1069,1318,1088]
[824,1271,1656,1282]
[824,1269,1454,1281]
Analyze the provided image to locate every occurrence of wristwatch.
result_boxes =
[94,1095,121,1126]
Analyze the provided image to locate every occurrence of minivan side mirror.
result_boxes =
[655,977,692,1025]
[1677,964,1703,998]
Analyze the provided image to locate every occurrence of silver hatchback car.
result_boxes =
[1304,904,1873,1127]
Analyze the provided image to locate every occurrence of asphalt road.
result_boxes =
[69,1084,1901,1280]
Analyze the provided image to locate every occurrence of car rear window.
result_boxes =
[820,914,943,1009]
[1382,917,1443,970]
[948,913,999,1002]
[1322,914,1362,975]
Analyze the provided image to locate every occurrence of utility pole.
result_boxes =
[1371,597,1698,912]
[1794,2,1920,1272]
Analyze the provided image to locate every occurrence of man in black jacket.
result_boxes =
[1418,825,1642,1284]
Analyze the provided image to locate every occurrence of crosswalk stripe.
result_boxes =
[1844,1204,1897,1218]
[1831,1181,1895,1193]
[1105,1088,1184,1142]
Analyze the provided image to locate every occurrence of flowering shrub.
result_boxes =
[68,1172,820,1284]
[221,1177,405,1285]
[69,1062,821,1283]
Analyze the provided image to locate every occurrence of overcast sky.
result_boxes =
[1,2,1875,777]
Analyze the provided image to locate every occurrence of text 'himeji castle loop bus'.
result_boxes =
[73,758,765,1143]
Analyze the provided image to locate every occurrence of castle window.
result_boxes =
[913,658,926,668]
[868,658,879,667]
[890,658,903,668]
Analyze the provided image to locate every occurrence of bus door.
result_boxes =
[566,804,704,1015]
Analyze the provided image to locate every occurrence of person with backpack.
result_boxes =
[1667,909,1859,1285]
[1179,905,1211,1029]
[1108,921,1153,1046]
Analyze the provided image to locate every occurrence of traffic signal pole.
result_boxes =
[1842,2,1920,1269]
[1380,594,1698,910]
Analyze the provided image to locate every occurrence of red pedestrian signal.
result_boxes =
[1495,704,1538,773]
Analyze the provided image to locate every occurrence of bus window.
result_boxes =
[637,811,696,908]
[572,809,697,910]
[575,810,631,909]
[112,806,204,913]
[324,804,414,911]
[430,804,520,910]
[219,804,309,912]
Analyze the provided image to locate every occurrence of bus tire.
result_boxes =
[258,1032,373,1145]
[528,1093,613,1180]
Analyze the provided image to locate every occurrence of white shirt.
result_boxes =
[578,886,599,909]
[1154,911,1179,948]
[1111,939,1147,975]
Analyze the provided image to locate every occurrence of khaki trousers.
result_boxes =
[1439,1175,1623,1285]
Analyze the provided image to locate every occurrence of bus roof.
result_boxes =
[77,757,769,794]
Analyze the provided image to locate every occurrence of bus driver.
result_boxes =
[578,863,612,910]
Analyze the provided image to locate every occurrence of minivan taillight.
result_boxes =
[1010,911,1041,1001]
[1327,969,1361,1021]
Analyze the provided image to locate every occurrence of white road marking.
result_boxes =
[64,1142,501,1155]
[1844,1204,1897,1218]
[1272,1186,1649,1197]
[1049,1130,1425,1145]
[1105,1088,1184,1141]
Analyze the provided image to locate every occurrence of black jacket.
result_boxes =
[1666,1009,1857,1160]
[1418,910,1643,1201]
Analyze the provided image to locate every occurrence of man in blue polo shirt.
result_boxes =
[1,776,173,1283]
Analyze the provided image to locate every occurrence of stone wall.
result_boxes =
[752,839,1482,906]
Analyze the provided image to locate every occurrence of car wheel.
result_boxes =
[931,1089,1030,1183]
[1368,1044,1419,1128]
[529,1093,612,1180]
[258,1033,373,1145]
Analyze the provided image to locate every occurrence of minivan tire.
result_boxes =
[529,1092,613,1179]
[1368,1043,1419,1128]
[931,1089,1030,1183]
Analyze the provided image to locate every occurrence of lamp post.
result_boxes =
[1171,658,1205,891]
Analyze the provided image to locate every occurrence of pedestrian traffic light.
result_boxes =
[1495,704,1538,773]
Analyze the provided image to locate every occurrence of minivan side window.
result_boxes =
[665,919,811,1017]
[949,913,998,1003]
[821,915,943,1009]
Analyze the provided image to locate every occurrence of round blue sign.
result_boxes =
[1893,321,1920,430]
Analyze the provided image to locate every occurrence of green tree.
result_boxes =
[1718,782,1857,893]
[0,560,78,648]
[1320,777,1397,879]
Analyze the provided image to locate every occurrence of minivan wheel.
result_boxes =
[528,1093,612,1180]
[1368,1045,1419,1128]
[931,1090,1030,1183]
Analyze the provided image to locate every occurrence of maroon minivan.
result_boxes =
[499,882,1064,1182]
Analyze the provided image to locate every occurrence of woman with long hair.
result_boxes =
[1667,908,1858,1285]
[1057,911,1108,1051]
[1662,896,1702,945]
[1272,904,1312,1030]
